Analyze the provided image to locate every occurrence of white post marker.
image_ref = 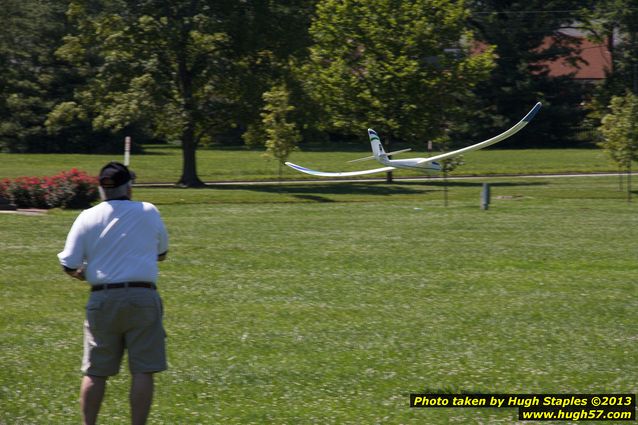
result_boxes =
[124,136,131,166]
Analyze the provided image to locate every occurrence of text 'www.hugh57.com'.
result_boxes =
[409,393,636,421]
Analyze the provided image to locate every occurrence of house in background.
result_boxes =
[539,28,612,82]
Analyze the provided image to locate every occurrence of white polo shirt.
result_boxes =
[58,200,168,285]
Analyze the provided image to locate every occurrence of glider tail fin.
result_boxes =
[368,129,387,159]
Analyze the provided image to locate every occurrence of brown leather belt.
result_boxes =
[91,282,156,292]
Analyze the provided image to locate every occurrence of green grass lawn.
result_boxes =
[0,174,636,424]
[0,145,623,183]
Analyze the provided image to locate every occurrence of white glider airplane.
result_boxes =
[285,102,542,177]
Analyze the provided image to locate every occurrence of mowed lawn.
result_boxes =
[0,174,636,424]
[0,146,620,183]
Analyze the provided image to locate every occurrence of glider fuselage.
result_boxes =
[377,155,441,172]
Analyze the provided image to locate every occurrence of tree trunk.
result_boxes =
[443,170,449,207]
[628,163,632,203]
[176,43,204,188]
[178,125,204,187]
[385,170,393,183]
[385,134,393,183]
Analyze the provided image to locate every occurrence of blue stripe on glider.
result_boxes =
[289,163,313,172]
[522,102,542,123]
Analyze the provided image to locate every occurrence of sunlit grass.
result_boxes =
[0,175,636,423]
[0,145,624,184]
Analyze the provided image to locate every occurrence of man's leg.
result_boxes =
[130,372,154,425]
[80,375,107,425]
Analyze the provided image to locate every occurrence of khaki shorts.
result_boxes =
[82,287,167,376]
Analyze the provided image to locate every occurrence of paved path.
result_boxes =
[134,172,634,187]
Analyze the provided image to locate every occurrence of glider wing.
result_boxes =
[284,162,396,177]
[418,102,542,165]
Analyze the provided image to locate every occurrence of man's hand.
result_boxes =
[63,266,85,281]
[71,269,86,281]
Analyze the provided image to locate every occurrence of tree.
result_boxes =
[261,83,301,178]
[588,0,638,96]
[581,1,638,136]
[53,0,246,186]
[598,91,638,200]
[51,1,318,185]
[302,0,495,153]
[0,0,84,152]
[467,0,596,148]
[436,133,465,206]
[228,1,316,146]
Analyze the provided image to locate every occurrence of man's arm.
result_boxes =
[58,212,87,281]
[155,206,169,262]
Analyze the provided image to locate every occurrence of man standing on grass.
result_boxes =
[58,162,169,425]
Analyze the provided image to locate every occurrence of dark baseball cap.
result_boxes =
[99,162,136,188]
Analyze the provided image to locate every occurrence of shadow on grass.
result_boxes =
[293,195,337,202]
[423,180,547,188]
[210,182,434,199]
[196,180,548,202]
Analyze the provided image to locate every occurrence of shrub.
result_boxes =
[0,169,99,209]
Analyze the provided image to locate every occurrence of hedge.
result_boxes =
[0,169,99,209]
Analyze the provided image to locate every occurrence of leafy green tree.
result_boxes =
[0,0,88,152]
[228,1,316,144]
[467,1,596,147]
[431,132,465,206]
[587,0,638,95]
[261,83,301,178]
[581,1,638,137]
[53,0,246,186]
[599,91,638,199]
[440,156,464,207]
[52,0,317,185]
[303,0,495,149]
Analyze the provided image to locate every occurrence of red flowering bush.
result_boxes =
[0,169,99,209]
